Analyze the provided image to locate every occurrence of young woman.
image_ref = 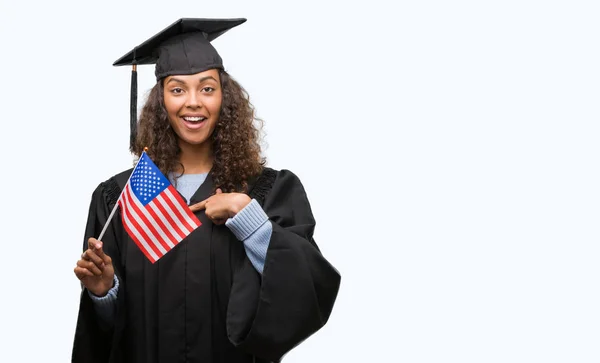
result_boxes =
[72,18,341,363]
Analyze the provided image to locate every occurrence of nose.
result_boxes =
[185,91,202,109]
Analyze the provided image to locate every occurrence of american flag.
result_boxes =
[118,151,201,263]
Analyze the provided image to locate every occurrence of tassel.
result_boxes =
[130,63,138,152]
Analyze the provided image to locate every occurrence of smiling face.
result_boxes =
[163,69,222,150]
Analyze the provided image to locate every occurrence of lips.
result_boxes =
[181,115,207,130]
[182,116,206,122]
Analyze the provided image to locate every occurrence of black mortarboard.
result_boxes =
[113,18,247,151]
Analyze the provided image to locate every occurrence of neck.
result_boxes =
[178,141,214,174]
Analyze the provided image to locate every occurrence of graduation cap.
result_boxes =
[113,18,247,151]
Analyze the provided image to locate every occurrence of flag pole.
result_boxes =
[97,148,148,241]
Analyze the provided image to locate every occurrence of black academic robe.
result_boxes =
[71,167,341,363]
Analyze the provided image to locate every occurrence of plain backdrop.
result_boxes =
[0,0,599,362]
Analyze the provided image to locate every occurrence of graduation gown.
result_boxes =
[71,168,341,363]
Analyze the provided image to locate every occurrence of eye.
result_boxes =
[170,87,184,94]
[201,87,215,93]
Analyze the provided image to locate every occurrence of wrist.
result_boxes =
[89,276,115,297]
[89,287,109,297]
[229,194,252,217]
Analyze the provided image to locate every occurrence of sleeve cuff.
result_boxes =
[88,274,119,308]
[243,221,272,274]
[225,199,269,241]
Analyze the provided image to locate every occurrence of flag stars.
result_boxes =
[130,154,171,205]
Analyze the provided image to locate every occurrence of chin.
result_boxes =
[181,137,211,146]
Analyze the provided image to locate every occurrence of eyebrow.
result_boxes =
[166,76,218,85]
[198,76,218,83]
[166,78,185,85]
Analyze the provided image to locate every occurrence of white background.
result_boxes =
[0,0,599,362]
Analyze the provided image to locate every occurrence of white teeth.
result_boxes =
[183,116,206,122]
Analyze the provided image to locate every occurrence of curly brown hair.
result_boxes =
[132,70,265,193]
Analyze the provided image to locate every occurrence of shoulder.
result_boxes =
[249,167,303,191]
[255,167,304,183]
[91,168,134,207]
[274,168,304,184]
[109,168,134,184]
[101,168,134,187]
[256,167,310,199]
[247,167,305,204]
[268,168,307,188]
[258,167,316,224]
[96,168,134,192]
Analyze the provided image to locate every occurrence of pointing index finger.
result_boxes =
[189,199,208,212]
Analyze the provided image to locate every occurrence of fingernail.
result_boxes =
[95,243,101,249]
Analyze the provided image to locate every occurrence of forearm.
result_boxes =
[225,199,272,274]
[87,274,119,327]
